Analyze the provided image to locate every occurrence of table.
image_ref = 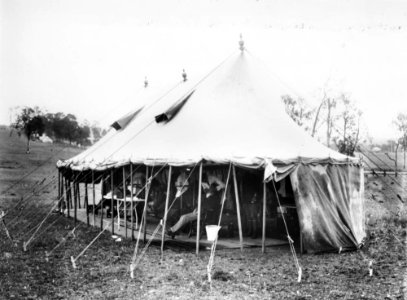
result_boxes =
[103,192,145,229]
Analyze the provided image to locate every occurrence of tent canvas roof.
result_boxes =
[58,50,360,171]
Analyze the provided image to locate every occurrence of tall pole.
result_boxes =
[92,171,95,226]
[73,176,77,227]
[66,177,71,218]
[60,173,65,214]
[57,170,61,211]
[123,167,127,239]
[196,162,203,255]
[111,169,115,235]
[85,182,89,226]
[262,181,267,253]
[77,181,81,209]
[232,165,244,252]
[143,165,149,242]
[130,163,134,240]
[161,165,172,259]
[100,173,104,231]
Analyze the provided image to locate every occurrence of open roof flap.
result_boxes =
[111,107,144,130]
[155,90,195,124]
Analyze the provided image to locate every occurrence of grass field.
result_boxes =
[0,128,406,299]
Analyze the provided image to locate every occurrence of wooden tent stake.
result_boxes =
[262,181,266,253]
[196,162,203,255]
[232,165,244,252]
[161,166,172,259]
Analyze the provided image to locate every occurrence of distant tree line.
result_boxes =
[282,92,364,157]
[282,92,407,174]
[11,106,106,153]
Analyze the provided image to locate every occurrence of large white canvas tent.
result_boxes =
[57,45,365,253]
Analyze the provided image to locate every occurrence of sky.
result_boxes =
[1,0,407,143]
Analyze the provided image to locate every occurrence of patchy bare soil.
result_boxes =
[0,129,406,299]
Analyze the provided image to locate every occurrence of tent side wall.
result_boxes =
[290,164,365,253]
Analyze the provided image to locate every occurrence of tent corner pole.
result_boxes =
[143,165,149,243]
[196,162,203,255]
[85,181,89,226]
[161,165,172,260]
[262,181,266,253]
[232,165,244,252]
[92,171,95,227]
[111,169,115,235]
[66,176,71,219]
[77,181,81,209]
[60,172,65,215]
[57,170,61,210]
[100,172,104,231]
[130,164,134,241]
[73,174,77,227]
[122,167,127,239]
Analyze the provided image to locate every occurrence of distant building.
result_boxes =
[39,134,53,144]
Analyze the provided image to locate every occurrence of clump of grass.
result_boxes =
[212,269,234,282]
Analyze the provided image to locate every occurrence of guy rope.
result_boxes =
[0,210,14,244]
[45,224,81,262]
[129,162,199,278]
[272,180,302,283]
[207,163,232,288]
[70,220,113,269]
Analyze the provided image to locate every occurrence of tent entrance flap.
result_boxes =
[289,164,365,253]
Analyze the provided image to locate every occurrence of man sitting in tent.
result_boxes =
[167,173,224,238]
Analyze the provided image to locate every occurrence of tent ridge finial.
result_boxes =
[182,69,187,82]
[239,34,245,52]
[144,76,148,88]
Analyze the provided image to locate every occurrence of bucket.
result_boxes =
[205,225,221,242]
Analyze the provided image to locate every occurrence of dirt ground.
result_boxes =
[0,128,406,300]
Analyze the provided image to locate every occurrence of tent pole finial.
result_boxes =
[182,69,187,82]
[239,34,245,52]
[144,77,148,88]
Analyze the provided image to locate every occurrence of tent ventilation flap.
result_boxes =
[155,90,195,123]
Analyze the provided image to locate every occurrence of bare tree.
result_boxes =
[385,139,401,177]
[281,95,313,132]
[326,97,337,147]
[333,94,363,156]
[311,92,326,138]
[393,113,407,169]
